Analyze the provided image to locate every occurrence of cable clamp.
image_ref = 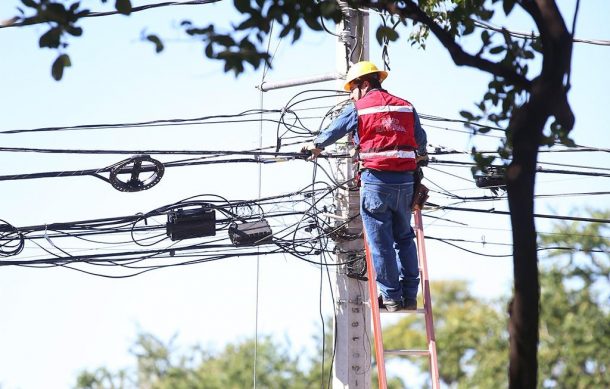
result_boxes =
[109,154,164,192]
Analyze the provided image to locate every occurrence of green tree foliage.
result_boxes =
[9,1,580,386]
[74,328,409,389]
[75,333,324,389]
[383,281,508,388]
[71,214,608,389]
[383,273,608,388]
[383,211,610,388]
[539,210,610,284]
[537,268,609,388]
[537,210,610,388]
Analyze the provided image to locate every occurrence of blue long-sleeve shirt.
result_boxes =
[313,95,428,156]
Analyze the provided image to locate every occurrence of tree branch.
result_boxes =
[522,0,574,130]
[368,0,532,90]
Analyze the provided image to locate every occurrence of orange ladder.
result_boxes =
[364,208,440,388]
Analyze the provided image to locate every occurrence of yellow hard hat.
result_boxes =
[343,61,388,91]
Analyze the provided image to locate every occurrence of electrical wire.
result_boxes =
[427,235,608,258]
[472,19,610,47]
[0,109,286,134]
[426,203,610,224]
[0,184,369,274]
[0,0,221,28]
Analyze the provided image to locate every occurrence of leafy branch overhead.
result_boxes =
[8,1,581,387]
[12,0,133,79]
[180,0,343,75]
[12,0,575,159]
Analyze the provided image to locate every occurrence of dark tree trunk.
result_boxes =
[506,2,574,387]
[506,85,545,389]
[385,1,575,387]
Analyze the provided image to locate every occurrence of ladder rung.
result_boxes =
[384,349,430,356]
[380,308,426,314]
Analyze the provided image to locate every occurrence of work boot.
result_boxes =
[403,297,417,310]
[378,295,401,312]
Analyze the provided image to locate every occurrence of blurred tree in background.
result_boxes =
[75,210,608,388]
[383,209,609,388]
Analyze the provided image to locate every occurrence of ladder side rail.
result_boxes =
[364,235,388,389]
[414,209,441,389]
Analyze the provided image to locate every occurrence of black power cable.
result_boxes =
[0,0,222,29]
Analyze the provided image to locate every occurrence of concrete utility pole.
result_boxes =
[331,2,371,388]
[255,3,371,386]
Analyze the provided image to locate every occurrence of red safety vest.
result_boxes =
[355,89,418,171]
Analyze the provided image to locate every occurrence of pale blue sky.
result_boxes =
[0,1,609,388]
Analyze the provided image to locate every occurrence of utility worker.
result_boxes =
[302,61,428,311]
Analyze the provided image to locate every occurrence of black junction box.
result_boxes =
[166,207,216,241]
[228,219,273,246]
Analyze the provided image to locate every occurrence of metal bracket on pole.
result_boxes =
[255,72,344,92]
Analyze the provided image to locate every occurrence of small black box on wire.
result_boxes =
[346,253,368,281]
[228,219,273,246]
[166,207,216,241]
[475,175,505,188]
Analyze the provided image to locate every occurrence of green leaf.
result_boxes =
[459,110,474,120]
[238,37,255,50]
[376,26,399,46]
[242,53,261,68]
[267,4,282,22]
[44,3,67,21]
[320,1,339,18]
[523,50,535,59]
[21,0,37,8]
[115,0,132,15]
[51,53,71,81]
[213,34,236,47]
[66,25,83,37]
[39,27,62,48]
[235,18,258,31]
[562,138,576,147]
[489,46,505,54]
[303,14,322,31]
[278,25,290,39]
[291,26,301,42]
[481,30,491,45]
[204,43,213,58]
[146,34,164,53]
[503,0,516,16]
[463,20,475,35]
[233,0,251,13]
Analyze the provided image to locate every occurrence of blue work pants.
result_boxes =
[360,170,419,301]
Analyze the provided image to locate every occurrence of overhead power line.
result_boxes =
[4,107,608,159]
[0,109,288,134]
[0,146,333,157]
[431,159,610,178]
[0,93,342,137]
[428,203,610,224]
[473,19,610,46]
[4,1,608,48]
[0,0,221,29]
[427,235,609,258]
[1,152,608,192]
[0,107,495,136]
[0,185,360,275]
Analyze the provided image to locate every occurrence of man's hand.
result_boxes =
[300,142,323,161]
[415,153,429,167]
